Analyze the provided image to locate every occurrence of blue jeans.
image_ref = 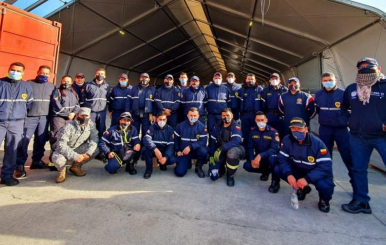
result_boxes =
[349,134,386,203]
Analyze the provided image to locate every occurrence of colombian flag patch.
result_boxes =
[320,149,328,155]
[235,126,241,130]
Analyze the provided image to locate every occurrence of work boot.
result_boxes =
[0,177,19,186]
[318,199,330,213]
[143,168,152,179]
[341,199,372,214]
[297,185,312,201]
[159,164,167,171]
[56,167,66,183]
[15,165,27,179]
[268,181,280,193]
[125,161,137,175]
[69,162,86,177]
[226,174,235,187]
[30,160,47,169]
[260,174,269,181]
[195,165,205,178]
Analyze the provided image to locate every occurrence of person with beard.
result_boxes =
[261,73,288,139]
[72,73,86,105]
[51,107,99,183]
[225,72,242,121]
[275,117,334,213]
[99,112,140,175]
[125,73,155,138]
[278,77,315,136]
[208,108,244,187]
[108,73,132,127]
[15,65,55,177]
[341,57,386,214]
[82,68,110,138]
[0,62,33,186]
[180,76,207,124]
[176,72,189,124]
[154,74,180,128]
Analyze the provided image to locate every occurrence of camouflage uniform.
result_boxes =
[52,119,99,170]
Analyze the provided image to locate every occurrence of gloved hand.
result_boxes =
[209,156,215,166]
[214,148,222,162]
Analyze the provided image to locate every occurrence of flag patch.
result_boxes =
[320,149,328,155]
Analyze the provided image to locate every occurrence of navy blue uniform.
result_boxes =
[99,125,140,173]
[209,121,244,180]
[143,123,177,170]
[279,91,315,136]
[314,87,352,181]
[205,83,230,135]
[341,79,386,204]
[238,84,263,153]
[176,85,188,123]
[154,85,180,128]
[275,133,335,202]
[83,79,111,137]
[225,83,242,121]
[243,125,280,181]
[109,84,131,127]
[261,85,288,139]
[72,83,86,106]
[16,79,55,167]
[125,83,155,137]
[174,120,208,177]
[0,77,33,181]
[180,86,207,124]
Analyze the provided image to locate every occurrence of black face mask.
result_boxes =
[289,84,299,91]
[77,117,89,125]
[164,82,172,87]
[246,81,255,87]
[358,68,377,74]
[96,75,104,82]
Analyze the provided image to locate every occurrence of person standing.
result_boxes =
[72,73,86,106]
[224,72,242,121]
[180,76,207,124]
[109,73,131,127]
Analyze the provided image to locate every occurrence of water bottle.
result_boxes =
[291,188,299,210]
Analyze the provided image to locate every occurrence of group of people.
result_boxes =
[0,57,385,215]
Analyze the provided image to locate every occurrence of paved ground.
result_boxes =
[0,148,385,245]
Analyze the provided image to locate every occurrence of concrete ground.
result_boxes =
[0,148,385,245]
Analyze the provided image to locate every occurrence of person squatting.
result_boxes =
[1,57,385,214]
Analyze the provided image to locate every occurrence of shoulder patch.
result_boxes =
[275,136,280,142]
[320,149,328,155]
[235,126,241,130]
[103,131,109,135]
[204,128,208,133]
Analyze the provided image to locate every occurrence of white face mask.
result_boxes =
[214,79,222,85]
[227,78,234,84]
[270,79,279,86]
[257,122,266,128]
[188,117,197,123]
[158,121,166,128]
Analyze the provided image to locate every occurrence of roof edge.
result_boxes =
[332,0,386,18]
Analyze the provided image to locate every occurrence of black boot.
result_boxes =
[30,160,47,169]
[143,168,152,179]
[268,180,280,193]
[159,164,167,171]
[15,165,26,178]
[226,174,235,187]
[341,199,372,214]
[297,185,312,201]
[195,165,205,178]
[125,161,137,175]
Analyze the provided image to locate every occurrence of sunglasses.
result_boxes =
[358,64,377,70]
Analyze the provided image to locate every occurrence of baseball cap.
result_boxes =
[270,73,280,79]
[287,77,300,84]
[213,72,222,77]
[118,112,134,122]
[78,107,91,116]
[119,73,128,79]
[227,72,235,77]
[190,76,200,81]
[75,73,85,78]
[140,73,149,78]
[289,117,306,128]
[356,57,379,68]
[165,74,174,80]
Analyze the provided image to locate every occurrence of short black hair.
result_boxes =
[157,111,167,117]
[222,108,232,114]
[38,65,51,72]
[9,62,25,71]
[255,111,266,117]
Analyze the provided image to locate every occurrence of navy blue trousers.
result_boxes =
[241,113,255,152]
[243,155,279,181]
[175,147,208,177]
[91,110,107,138]
[144,147,178,170]
[111,110,124,127]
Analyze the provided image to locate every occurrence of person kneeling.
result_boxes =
[51,108,99,183]
[99,112,141,174]
[142,111,178,179]
[209,108,244,187]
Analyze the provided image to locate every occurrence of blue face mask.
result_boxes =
[36,75,48,83]
[292,131,306,141]
[119,81,127,87]
[322,81,335,89]
[8,71,22,81]
[180,78,187,85]
[188,117,197,123]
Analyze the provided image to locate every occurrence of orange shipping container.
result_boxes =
[0,3,61,85]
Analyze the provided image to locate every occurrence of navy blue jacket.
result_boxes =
[174,120,207,152]
[125,83,155,115]
[99,125,140,156]
[143,123,175,160]
[0,77,33,121]
[109,85,131,112]
[27,79,55,117]
[50,88,80,118]
[248,125,280,161]
[279,91,315,127]
[154,85,180,114]
[209,120,242,155]
[314,87,349,128]
[180,86,207,116]
[261,85,288,113]
[82,80,110,112]
[205,83,230,114]
[239,84,263,113]
[72,83,86,106]
[278,133,333,183]
[341,79,386,138]
[225,83,242,110]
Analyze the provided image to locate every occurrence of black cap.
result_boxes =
[118,112,133,122]
[289,117,306,128]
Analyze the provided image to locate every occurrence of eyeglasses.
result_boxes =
[358,64,377,70]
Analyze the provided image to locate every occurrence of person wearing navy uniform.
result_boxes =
[225,72,242,121]
[261,73,288,139]
[142,111,178,179]
[243,111,281,193]
[341,57,386,214]
[312,72,352,183]
[99,112,141,175]
[238,73,263,156]
[154,74,180,128]
[0,62,33,186]
[205,72,230,135]
[274,117,334,213]
[180,76,207,124]
[72,73,86,106]
[109,73,131,127]
[278,77,315,136]
[125,73,155,138]
[209,108,244,187]
[16,65,55,177]
[176,72,189,124]
[174,107,208,178]
[82,68,111,138]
